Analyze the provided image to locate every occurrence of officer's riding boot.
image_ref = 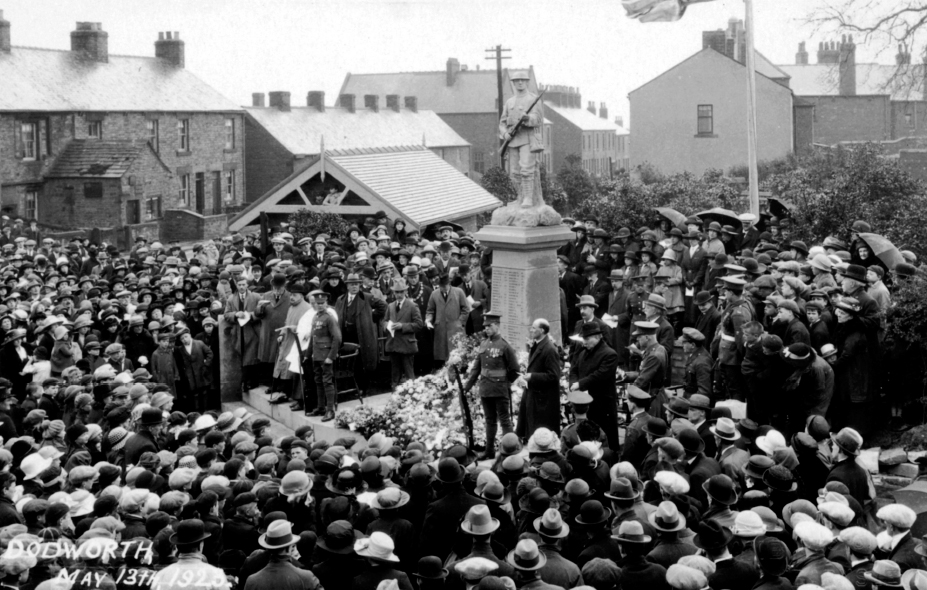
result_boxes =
[521,176,534,208]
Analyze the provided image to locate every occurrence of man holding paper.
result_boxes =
[384,278,423,387]
[223,277,263,392]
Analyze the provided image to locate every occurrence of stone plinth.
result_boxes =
[218,317,243,402]
[474,224,573,346]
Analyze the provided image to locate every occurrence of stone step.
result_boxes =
[227,386,392,450]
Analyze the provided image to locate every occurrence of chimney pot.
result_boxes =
[0,10,10,53]
[599,102,608,120]
[446,57,460,87]
[155,30,185,68]
[386,94,400,112]
[364,94,379,112]
[339,94,356,113]
[252,93,265,107]
[269,91,291,111]
[71,21,108,63]
[404,96,418,112]
[307,91,325,112]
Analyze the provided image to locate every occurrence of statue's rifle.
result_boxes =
[500,90,546,160]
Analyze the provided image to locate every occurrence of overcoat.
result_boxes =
[335,291,385,372]
[425,286,471,361]
[223,290,262,366]
[254,290,290,363]
[517,335,563,437]
[177,339,213,391]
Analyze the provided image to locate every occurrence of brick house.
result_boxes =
[542,86,630,177]
[0,13,244,244]
[243,91,471,203]
[778,40,927,153]
[629,47,794,175]
[338,59,552,180]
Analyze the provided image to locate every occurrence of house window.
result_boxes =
[127,200,141,225]
[147,195,163,220]
[697,105,714,135]
[906,112,914,128]
[179,174,190,205]
[225,170,235,202]
[178,119,190,151]
[224,118,235,150]
[24,190,38,221]
[473,150,485,175]
[87,121,102,139]
[147,119,160,152]
[84,183,103,199]
[21,122,37,160]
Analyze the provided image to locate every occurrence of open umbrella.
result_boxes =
[893,480,927,539]
[695,207,742,231]
[767,197,793,220]
[654,207,687,228]
[859,232,905,270]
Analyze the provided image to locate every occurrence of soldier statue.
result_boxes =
[493,71,561,227]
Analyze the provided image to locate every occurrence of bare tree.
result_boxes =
[806,1,927,97]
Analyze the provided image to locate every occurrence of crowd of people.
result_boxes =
[0,208,926,590]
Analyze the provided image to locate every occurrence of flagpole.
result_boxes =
[744,0,760,216]
[320,135,326,182]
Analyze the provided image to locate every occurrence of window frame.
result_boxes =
[21,122,38,161]
[697,104,714,136]
[84,182,103,199]
[178,118,190,152]
[473,150,485,175]
[224,118,235,150]
[225,170,235,203]
[87,121,103,139]
[24,189,38,221]
[147,119,160,152]
[179,174,190,205]
[146,195,163,220]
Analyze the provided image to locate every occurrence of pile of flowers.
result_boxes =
[336,333,577,449]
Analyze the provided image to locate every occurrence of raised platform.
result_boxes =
[231,386,392,448]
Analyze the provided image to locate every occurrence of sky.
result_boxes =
[1,0,899,126]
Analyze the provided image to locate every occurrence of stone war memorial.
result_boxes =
[475,68,571,345]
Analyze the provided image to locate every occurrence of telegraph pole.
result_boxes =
[485,45,511,166]
[744,0,760,216]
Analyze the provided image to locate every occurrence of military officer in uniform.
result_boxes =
[308,290,342,422]
[499,70,545,207]
[463,311,521,459]
[711,276,754,401]
[681,327,713,399]
[623,321,669,420]
[620,385,653,466]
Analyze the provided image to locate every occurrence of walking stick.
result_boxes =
[454,372,475,451]
[293,327,307,411]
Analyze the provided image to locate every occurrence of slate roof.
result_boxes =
[0,46,241,112]
[329,148,499,225]
[544,103,629,133]
[245,106,469,156]
[45,140,166,179]
[777,63,925,100]
[338,67,538,114]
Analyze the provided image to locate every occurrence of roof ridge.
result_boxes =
[9,45,160,61]
[348,69,498,76]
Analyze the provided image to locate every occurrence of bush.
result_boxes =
[480,166,517,204]
[288,208,352,240]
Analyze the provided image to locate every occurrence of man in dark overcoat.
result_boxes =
[384,278,423,386]
[335,273,386,395]
[516,318,563,438]
[569,322,620,449]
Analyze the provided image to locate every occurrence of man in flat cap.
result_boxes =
[681,328,712,399]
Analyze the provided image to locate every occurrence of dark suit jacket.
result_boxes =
[570,339,619,402]
[385,297,423,355]
[889,533,923,572]
[583,278,612,317]
[518,335,563,437]
[709,557,759,590]
[827,459,871,507]
[419,485,485,561]
[607,287,631,365]
[685,453,722,509]
[620,555,669,590]
[124,429,159,466]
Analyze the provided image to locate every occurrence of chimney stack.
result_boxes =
[404,96,417,112]
[587,101,596,115]
[307,91,325,112]
[364,94,379,112]
[339,94,356,113]
[71,22,108,63]
[386,94,400,112]
[615,116,624,128]
[796,41,808,65]
[0,11,10,53]
[599,102,608,120]
[838,35,856,96]
[446,57,460,86]
[269,91,291,111]
[155,31,184,67]
[252,93,265,107]
[817,40,840,64]
[896,44,911,65]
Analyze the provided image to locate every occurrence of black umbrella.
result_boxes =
[695,207,742,231]
[767,197,793,220]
